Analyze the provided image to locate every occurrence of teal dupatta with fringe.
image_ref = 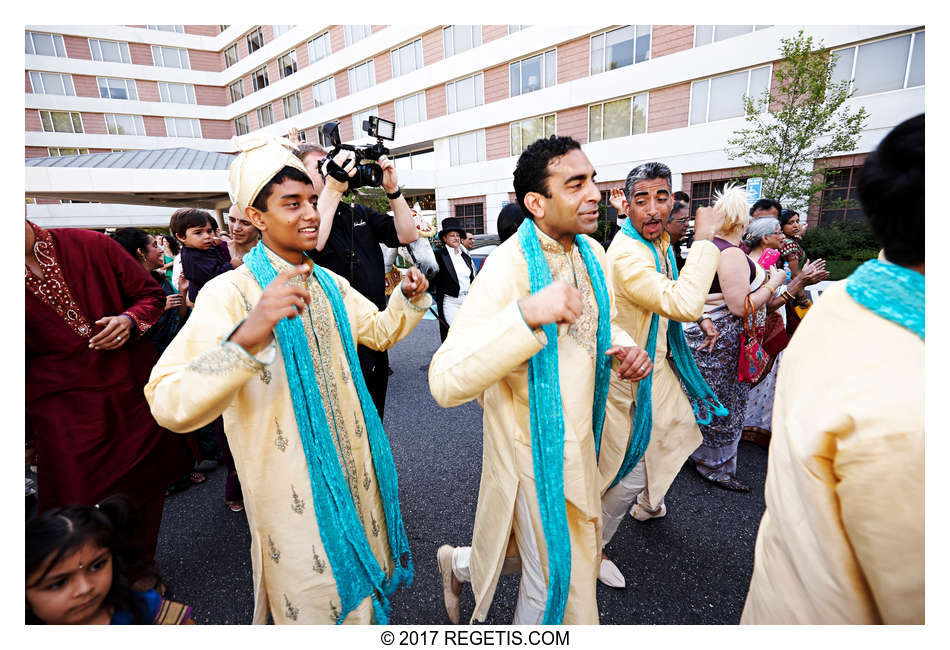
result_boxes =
[516,219,611,625]
[846,258,924,340]
[609,220,728,489]
[242,242,412,624]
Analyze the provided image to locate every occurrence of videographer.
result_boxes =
[294,142,419,419]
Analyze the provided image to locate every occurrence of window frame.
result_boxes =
[89,38,132,64]
[589,25,651,75]
[307,32,331,64]
[158,81,196,104]
[38,110,83,134]
[693,25,771,48]
[344,25,371,46]
[818,165,866,225]
[47,147,89,156]
[229,79,245,103]
[30,71,76,96]
[26,31,67,57]
[151,44,190,69]
[831,30,925,98]
[391,39,423,78]
[587,93,648,142]
[282,91,303,118]
[251,65,270,92]
[443,25,482,58]
[105,113,146,137]
[312,77,336,107]
[257,104,274,128]
[510,113,557,157]
[164,116,202,138]
[246,27,264,54]
[688,64,772,125]
[272,25,293,38]
[351,107,379,140]
[224,43,239,68]
[454,201,485,234]
[394,92,427,127]
[96,76,137,100]
[278,49,298,79]
[234,113,250,136]
[445,73,485,114]
[348,60,376,94]
[509,49,556,97]
[146,25,184,33]
[447,130,487,167]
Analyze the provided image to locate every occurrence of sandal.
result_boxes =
[189,471,207,484]
[713,476,750,492]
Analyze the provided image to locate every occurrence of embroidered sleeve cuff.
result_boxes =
[122,311,149,335]
[223,319,277,365]
[397,285,432,312]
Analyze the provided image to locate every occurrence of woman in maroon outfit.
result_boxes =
[25,221,190,589]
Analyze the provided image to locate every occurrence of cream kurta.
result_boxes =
[146,250,430,624]
[428,230,634,624]
[741,281,923,624]
[598,233,720,500]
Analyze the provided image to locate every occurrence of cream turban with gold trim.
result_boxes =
[228,134,310,212]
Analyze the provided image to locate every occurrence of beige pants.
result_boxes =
[451,485,546,624]
[600,458,664,546]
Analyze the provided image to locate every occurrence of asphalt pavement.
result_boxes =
[156,318,768,625]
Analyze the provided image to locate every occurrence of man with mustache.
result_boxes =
[597,162,726,588]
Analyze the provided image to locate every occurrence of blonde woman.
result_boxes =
[683,187,786,491]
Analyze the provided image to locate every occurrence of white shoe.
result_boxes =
[437,545,462,624]
[598,557,626,588]
[630,501,667,521]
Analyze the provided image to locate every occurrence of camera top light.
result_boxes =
[367,116,396,141]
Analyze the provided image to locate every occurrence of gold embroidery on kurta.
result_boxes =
[312,545,326,574]
[362,466,371,491]
[340,362,350,384]
[283,594,299,621]
[329,601,340,622]
[540,242,597,359]
[274,418,288,452]
[186,344,262,375]
[260,367,272,384]
[268,535,280,563]
[371,514,380,537]
[354,416,364,438]
[291,485,305,514]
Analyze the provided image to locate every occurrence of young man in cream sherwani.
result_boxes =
[430,136,652,624]
[146,135,431,624]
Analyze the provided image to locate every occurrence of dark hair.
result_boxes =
[673,190,690,203]
[111,228,152,262]
[857,114,924,266]
[170,208,213,241]
[513,135,582,217]
[750,197,782,217]
[251,166,313,212]
[669,200,689,222]
[294,143,327,163]
[623,162,672,202]
[164,232,180,256]
[497,202,526,243]
[26,496,151,624]
[778,209,799,227]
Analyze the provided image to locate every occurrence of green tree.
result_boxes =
[726,31,869,213]
[347,185,394,214]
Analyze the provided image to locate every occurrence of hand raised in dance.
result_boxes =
[518,279,584,329]
[400,266,429,300]
[693,206,725,242]
[606,345,653,382]
[608,188,625,215]
[229,264,311,355]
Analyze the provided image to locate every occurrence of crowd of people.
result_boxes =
[25,114,923,626]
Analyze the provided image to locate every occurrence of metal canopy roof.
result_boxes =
[26,148,235,210]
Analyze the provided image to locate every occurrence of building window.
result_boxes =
[158,82,196,104]
[344,25,371,46]
[448,130,486,166]
[819,166,866,224]
[234,114,250,136]
[443,25,482,58]
[229,80,245,103]
[26,31,66,57]
[316,122,334,148]
[313,77,335,107]
[694,25,771,47]
[151,45,190,69]
[277,50,297,78]
[272,25,293,38]
[510,50,556,97]
[348,60,375,94]
[446,73,484,114]
[588,93,647,142]
[246,27,264,54]
[89,39,131,64]
[391,39,423,78]
[308,32,331,64]
[105,114,146,136]
[352,107,378,139]
[165,117,202,138]
[97,77,137,100]
[48,147,89,156]
[147,25,184,33]
[690,65,770,125]
[832,30,924,97]
[30,71,75,96]
[251,66,269,92]
[39,110,83,133]
[283,91,302,118]
[454,202,485,234]
[257,105,274,128]
[508,25,530,35]
[510,114,556,156]
[395,92,426,127]
[224,43,239,67]
[689,178,749,215]
[591,26,650,75]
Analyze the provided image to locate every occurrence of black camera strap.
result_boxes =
[324,157,353,184]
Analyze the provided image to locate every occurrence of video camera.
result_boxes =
[319,116,396,189]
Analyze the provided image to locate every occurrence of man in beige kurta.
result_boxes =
[146,136,431,624]
[597,164,721,587]
[429,138,648,624]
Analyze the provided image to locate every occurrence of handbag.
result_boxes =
[738,295,771,384]
[762,310,790,357]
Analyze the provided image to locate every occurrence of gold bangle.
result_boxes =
[761,284,775,297]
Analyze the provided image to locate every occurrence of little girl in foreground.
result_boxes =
[26,497,195,625]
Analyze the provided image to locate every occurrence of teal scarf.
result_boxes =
[243,243,412,624]
[516,219,611,625]
[610,220,728,489]
[846,258,924,340]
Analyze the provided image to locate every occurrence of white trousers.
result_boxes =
[442,293,466,326]
[600,458,664,546]
[451,485,546,624]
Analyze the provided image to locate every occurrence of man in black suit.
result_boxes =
[433,217,475,342]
